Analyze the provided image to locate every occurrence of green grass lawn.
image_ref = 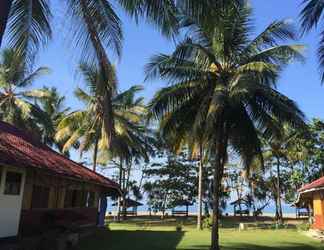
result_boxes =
[77,220,323,250]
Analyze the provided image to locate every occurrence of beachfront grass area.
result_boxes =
[77,219,323,250]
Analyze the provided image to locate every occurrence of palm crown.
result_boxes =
[0,48,51,134]
[56,63,152,170]
[147,6,306,168]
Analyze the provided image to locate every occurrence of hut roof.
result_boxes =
[298,176,324,193]
[112,198,143,208]
[230,198,250,206]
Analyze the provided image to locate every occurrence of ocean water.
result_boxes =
[107,199,296,215]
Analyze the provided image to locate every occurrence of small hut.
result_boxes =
[0,121,121,239]
[113,198,143,216]
[230,198,250,216]
[295,177,324,230]
[171,200,193,217]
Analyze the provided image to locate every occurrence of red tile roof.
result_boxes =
[298,176,324,192]
[0,121,120,193]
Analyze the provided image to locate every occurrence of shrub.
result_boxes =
[202,216,212,229]
[297,222,311,231]
[176,223,183,232]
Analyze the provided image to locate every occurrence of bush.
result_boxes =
[297,223,311,231]
[176,223,183,232]
[202,216,212,229]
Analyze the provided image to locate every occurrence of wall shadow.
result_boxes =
[78,229,185,250]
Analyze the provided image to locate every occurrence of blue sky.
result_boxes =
[28,0,324,121]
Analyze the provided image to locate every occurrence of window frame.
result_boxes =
[4,171,23,196]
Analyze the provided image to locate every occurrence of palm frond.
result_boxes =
[300,0,324,33]
[119,0,179,37]
[7,0,52,64]
[66,0,123,63]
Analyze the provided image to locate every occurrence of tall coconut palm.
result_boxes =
[56,63,152,172]
[300,0,324,82]
[146,3,306,250]
[260,124,309,224]
[0,48,51,134]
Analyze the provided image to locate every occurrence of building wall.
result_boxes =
[312,192,324,230]
[0,166,26,238]
[22,169,101,210]
[19,169,103,236]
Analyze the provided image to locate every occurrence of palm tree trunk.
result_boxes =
[79,0,115,148]
[211,147,222,250]
[211,122,228,250]
[276,156,283,224]
[197,143,203,230]
[92,137,99,172]
[270,169,279,219]
[135,164,147,202]
[122,163,131,221]
[117,158,123,222]
[0,0,13,46]
[250,181,257,220]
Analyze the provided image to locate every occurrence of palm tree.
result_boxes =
[146,3,306,250]
[0,48,51,135]
[36,86,70,153]
[56,63,151,172]
[300,0,324,81]
[260,124,309,224]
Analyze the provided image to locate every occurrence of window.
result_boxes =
[64,189,86,208]
[64,189,75,208]
[31,185,50,209]
[86,191,95,207]
[4,171,22,195]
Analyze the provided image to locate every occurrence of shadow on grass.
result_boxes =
[78,229,185,250]
[77,229,321,250]
[184,243,319,250]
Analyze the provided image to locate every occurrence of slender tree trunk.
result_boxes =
[92,137,99,172]
[122,163,131,220]
[162,193,168,220]
[250,181,257,220]
[197,143,204,230]
[236,187,242,217]
[79,0,115,148]
[0,0,13,47]
[135,164,147,202]
[276,156,283,224]
[117,158,123,222]
[270,169,279,219]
